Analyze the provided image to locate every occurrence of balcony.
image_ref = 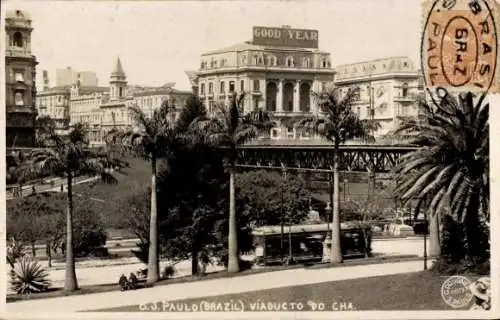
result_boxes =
[269,110,313,117]
[393,94,417,102]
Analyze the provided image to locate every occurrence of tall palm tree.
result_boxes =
[298,87,375,263]
[393,90,489,263]
[123,97,203,283]
[193,92,265,272]
[19,123,124,291]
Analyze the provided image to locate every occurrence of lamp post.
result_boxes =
[322,169,333,263]
[343,178,348,203]
[280,166,287,264]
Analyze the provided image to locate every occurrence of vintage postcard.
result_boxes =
[1,0,499,319]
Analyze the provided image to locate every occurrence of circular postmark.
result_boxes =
[441,275,473,308]
[421,0,499,92]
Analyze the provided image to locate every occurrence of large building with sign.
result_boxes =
[5,9,38,147]
[194,25,335,140]
[333,57,423,136]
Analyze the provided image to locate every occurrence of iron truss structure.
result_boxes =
[233,144,418,173]
[7,144,419,173]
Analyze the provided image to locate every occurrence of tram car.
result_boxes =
[252,222,371,266]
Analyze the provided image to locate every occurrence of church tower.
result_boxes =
[5,9,38,147]
[109,56,127,100]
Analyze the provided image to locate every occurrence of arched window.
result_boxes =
[15,92,24,106]
[302,58,310,68]
[13,32,23,47]
[402,83,409,97]
[322,59,327,68]
[286,56,294,67]
[119,87,123,97]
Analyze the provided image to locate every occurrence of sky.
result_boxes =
[4,0,422,91]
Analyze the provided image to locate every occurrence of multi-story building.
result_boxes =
[334,57,423,137]
[5,9,38,147]
[56,66,98,87]
[69,57,192,146]
[36,86,71,133]
[194,25,335,140]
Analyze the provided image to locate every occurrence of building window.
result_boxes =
[15,72,24,82]
[200,83,205,95]
[15,92,24,106]
[357,106,361,115]
[220,81,225,93]
[253,55,258,65]
[13,32,23,47]
[240,80,244,92]
[267,55,277,66]
[302,58,310,68]
[254,99,259,111]
[402,83,409,97]
[209,82,214,94]
[286,56,294,67]
[119,87,123,97]
[220,59,225,68]
[253,80,260,92]
[322,60,327,68]
[229,81,235,93]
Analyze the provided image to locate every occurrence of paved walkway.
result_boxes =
[7,260,429,314]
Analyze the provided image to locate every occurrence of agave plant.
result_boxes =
[11,256,51,294]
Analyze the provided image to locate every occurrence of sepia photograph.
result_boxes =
[1,0,498,319]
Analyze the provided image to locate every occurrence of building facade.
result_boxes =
[36,86,71,133]
[56,67,98,87]
[195,26,335,140]
[69,57,192,146]
[5,9,38,147]
[334,57,423,137]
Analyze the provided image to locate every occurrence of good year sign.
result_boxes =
[252,26,319,48]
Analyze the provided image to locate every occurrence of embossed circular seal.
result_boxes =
[441,275,473,308]
[421,0,499,92]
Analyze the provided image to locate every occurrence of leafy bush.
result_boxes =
[216,249,253,271]
[6,238,25,268]
[131,241,149,264]
[430,256,490,276]
[162,265,176,279]
[10,256,50,294]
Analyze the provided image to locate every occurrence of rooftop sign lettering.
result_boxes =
[252,26,319,49]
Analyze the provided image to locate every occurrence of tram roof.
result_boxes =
[252,222,367,236]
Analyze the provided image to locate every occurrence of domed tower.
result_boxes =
[5,9,38,147]
[109,56,127,100]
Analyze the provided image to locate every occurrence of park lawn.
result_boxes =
[72,156,151,231]
[97,271,475,312]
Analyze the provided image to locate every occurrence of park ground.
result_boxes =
[7,258,485,315]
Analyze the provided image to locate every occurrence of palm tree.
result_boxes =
[193,92,266,272]
[393,90,489,263]
[123,97,203,283]
[298,87,375,263]
[19,123,124,291]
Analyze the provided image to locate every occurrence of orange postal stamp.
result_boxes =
[421,0,500,92]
